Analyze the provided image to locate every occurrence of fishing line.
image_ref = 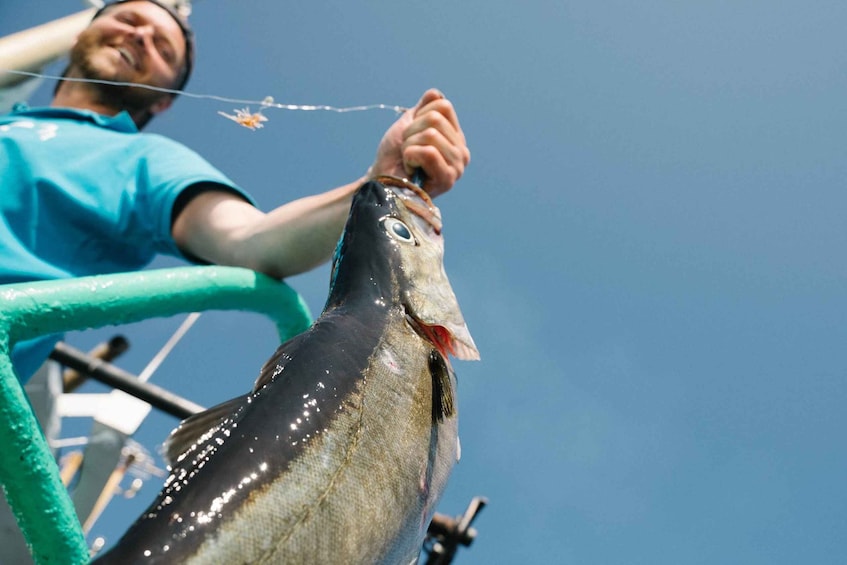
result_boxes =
[1,68,408,114]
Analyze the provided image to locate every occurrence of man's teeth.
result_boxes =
[117,47,136,67]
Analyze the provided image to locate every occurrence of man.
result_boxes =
[0,0,471,381]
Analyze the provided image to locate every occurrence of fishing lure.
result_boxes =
[217,96,274,130]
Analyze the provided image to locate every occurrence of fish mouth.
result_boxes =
[375,175,443,235]
[404,306,480,363]
[375,175,479,362]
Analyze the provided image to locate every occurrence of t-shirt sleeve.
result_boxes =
[134,134,256,260]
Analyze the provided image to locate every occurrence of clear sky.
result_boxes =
[2,1,847,563]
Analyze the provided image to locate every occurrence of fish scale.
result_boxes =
[92,178,478,564]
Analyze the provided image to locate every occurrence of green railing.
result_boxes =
[0,266,312,564]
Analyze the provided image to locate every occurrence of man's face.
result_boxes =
[70,1,187,112]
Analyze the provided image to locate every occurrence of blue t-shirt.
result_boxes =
[0,104,254,380]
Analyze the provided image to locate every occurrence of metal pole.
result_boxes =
[50,342,204,420]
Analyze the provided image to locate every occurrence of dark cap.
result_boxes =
[92,0,195,92]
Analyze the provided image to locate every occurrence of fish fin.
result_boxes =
[253,333,310,391]
[163,395,248,466]
[429,350,455,422]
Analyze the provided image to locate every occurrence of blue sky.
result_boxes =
[3,1,847,563]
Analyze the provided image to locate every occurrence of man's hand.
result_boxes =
[173,90,470,280]
[369,89,471,198]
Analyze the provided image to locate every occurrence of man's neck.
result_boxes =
[52,82,122,117]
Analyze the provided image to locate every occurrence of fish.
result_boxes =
[91,176,479,564]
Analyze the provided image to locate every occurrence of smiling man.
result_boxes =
[0,0,471,381]
[55,0,192,128]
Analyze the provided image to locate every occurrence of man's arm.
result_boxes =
[172,179,361,279]
[171,89,470,279]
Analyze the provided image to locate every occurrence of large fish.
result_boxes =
[92,177,479,564]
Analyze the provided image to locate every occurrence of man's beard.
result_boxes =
[69,31,172,119]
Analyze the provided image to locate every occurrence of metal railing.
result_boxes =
[0,266,311,564]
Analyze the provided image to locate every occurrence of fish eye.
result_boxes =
[380,217,416,244]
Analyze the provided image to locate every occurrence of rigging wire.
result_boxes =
[137,312,201,383]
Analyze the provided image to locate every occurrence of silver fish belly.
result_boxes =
[92,177,478,564]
